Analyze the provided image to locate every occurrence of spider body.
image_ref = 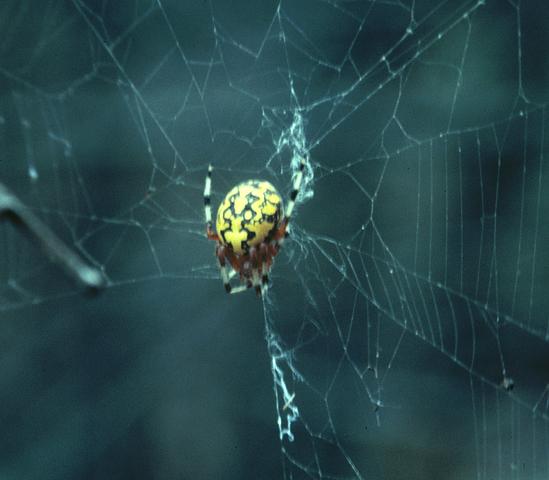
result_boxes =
[216,180,283,255]
[204,158,305,295]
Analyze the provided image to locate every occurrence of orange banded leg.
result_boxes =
[216,245,232,293]
[259,243,271,293]
[249,247,262,296]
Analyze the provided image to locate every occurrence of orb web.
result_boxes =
[0,0,548,478]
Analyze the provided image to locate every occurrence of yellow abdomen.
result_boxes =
[216,180,283,255]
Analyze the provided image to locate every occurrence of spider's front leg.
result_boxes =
[276,155,307,245]
[204,164,219,240]
[269,156,306,248]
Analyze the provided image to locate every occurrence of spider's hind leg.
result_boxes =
[249,247,262,296]
[259,243,271,295]
[216,244,232,293]
[230,284,251,294]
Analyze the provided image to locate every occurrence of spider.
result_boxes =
[204,157,306,296]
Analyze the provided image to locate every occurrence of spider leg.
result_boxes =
[216,244,232,293]
[249,247,262,296]
[259,243,270,295]
[230,284,251,294]
[285,156,306,222]
[275,156,306,243]
[204,164,219,240]
[260,265,269,296]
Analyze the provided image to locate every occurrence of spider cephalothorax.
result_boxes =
[204,158,305,295]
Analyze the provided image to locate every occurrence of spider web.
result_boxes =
[1,0,548,478]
